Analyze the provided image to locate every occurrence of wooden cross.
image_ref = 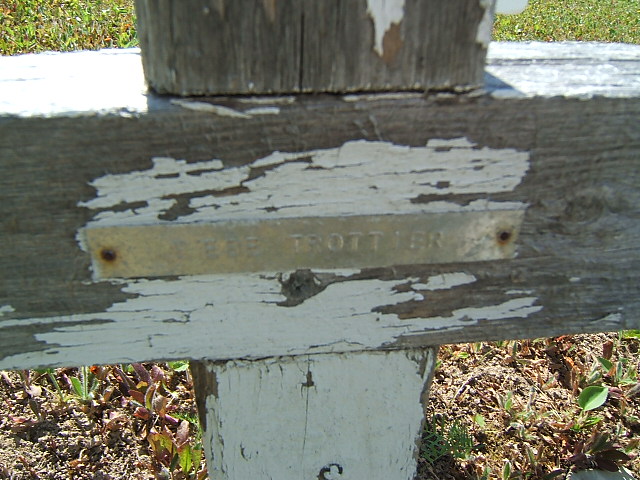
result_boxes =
[1,1,639,479]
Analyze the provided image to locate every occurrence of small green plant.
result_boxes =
[122,363,206,479]
[69,365,100,403]
[495,390,518,421]
[570,412,604,433]
[598,356,638,387]
[620,330,640,340]
[35,368,67,403]
[577,385,608,411]
[147,422,205,480]
[168,360,190,372]
[501,460,514,480]
[421,415,475,464]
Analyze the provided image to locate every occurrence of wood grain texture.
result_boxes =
[0,43,639,370]
[134,0,490,95]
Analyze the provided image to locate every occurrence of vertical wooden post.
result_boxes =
[134,0,494,95]
[192,349,437,480]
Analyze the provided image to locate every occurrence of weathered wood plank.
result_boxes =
[134,0,492,95]
[191,348,437,480]
[1,43,639,370]
[135,0,303,95]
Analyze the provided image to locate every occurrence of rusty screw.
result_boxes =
[100,248,117,262]
[497,230,513,245]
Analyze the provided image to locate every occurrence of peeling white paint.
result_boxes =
[597,313,623,328]
[569,277,581,283]
[200,349,434,480]
[79,137,530,229]
[236,96,296,105]
[0,271,542,370]
[170,99,282,118]
[411,272,476,291]
[487,42,640,99]
[342,92,422,102]
[366,0,405,57]
[0,305,15,316]
[307,269,362,277]
[476,0,495,48]
[0,138,538,370]
[170,99,251,118]
[398,296,542,335]
[243,106,280,115]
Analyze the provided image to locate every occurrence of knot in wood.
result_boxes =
[278,269,325,307]
[318,463,344,480]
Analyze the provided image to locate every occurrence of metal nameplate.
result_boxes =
[84,210,524,279]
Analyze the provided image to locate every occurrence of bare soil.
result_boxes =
[0,333,638,480]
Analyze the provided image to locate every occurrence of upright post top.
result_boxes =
[134,0,497,95]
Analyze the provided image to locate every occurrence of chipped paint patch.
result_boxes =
[366,0,405,57]
[79,137,530,229]
[342,92,423,102]
[506,289,534,295]
[411,273,477,291]
[236,96,296,105]
[476,0,495,48]
[0,137,537,370]
[596,313,623,328]
[243,106,280,115]
[170,99,251,118]
[0,305,15,316]
[0,270,544,370]
[396,296,543,336]
[169,100,282,118]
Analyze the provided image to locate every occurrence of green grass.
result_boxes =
[2,0,639,56]
[0,0,137,55]
[493,0,640,43]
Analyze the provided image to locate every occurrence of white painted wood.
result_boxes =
[195,349,436,480]
[2,43,639,370]
[0,49,146,117]
[365,0,406,57]
[78,137,529,229]
[486,42,640,98]
[0,271,544,370]
[2,43,640,117]
[0,139,537,368]
[477,0,496,48]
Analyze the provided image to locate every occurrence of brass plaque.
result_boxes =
[85,210,524,279]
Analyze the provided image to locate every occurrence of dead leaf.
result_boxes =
[9,416,38,433]
[176,420,190,447]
